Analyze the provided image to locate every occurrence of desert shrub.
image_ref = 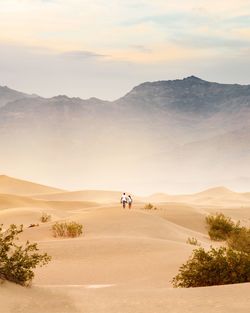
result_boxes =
[172,246,250,288]
[52,222,65,237]
[144,203,154,210]
[206,213,235,241]
[66,222,83,237]
[40,212,51,223]
[227,227,250,254]
[0,224,51,286]
[186,237,200,246]
[52,221,83,238]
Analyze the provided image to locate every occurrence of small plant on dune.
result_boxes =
[52,221,83,238]
[66,222,83,238]
[0,224,51,286]
[52,222,65,237]
[186,237,200,246]
[172,246,250,288]
[205,213,236,241]
[227,227,250,254]
[40,212,51,223]
[144,203,154,210]
[206,213,250,253]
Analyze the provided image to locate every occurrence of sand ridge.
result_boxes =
[0,175,65,196]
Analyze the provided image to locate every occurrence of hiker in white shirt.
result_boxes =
[120,193,127,209]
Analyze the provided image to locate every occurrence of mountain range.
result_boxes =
[0,76,250,193]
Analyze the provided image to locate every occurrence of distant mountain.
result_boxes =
[119,76,250,115]
[0,86,37,108]
[0,76,250,193]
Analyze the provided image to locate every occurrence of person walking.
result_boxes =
[120,192,127,209]
[127,195,133,209]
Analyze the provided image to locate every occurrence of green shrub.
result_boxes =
[144,203,154,210]
[0,224,51,286]
[206,213,235,241]
[40,212,51,223]
[227,227,250,254]
[172,246,250,288]
[186,237,200,246]
[52,221,83,238]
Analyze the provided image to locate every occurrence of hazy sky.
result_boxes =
[0,0,250,99]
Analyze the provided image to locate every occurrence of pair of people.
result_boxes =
[120,193,133,209]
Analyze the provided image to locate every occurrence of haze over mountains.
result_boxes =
[0,76,250,194]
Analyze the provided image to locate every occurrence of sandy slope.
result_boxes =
[33,186,250,207]
[24,206,207,287]
[1,182,250,312]
[32,190,139,203]
[1,281,250,313]
[0,193,100,212]
[147,186,250,207]
[0,175,65,196]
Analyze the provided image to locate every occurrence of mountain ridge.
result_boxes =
[2,75,250,105]
[1,76,250,193]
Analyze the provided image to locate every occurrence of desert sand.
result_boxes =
[1,176,250,313]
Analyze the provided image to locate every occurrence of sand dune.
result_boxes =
[17,205,210,289]
[1,281,250,313]
[195,186,236,196]
[1,180,250,312]
[147,186,250,207]
[0,175,65,196]
[156,203,208,234]
[32,190,137,203]
[0,193,100,211]
[2,174,250,207]
[33,185,250,208]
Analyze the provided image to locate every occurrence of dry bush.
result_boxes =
[0,224,51,286]
[186,237,200,246]
[144,203,154,210]
[172,246,250,288]
[173,213,250,288]
[206,213,235,241]
[66,222,83,238]
[40,212,51,223]
[52,221,83,238]
[227,227,250,254]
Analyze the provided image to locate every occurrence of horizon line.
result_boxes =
[1,75,250,103]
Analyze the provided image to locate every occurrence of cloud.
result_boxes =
[129,45,152,53]
[0,0,250,98]
[225,14,250,27]
[61,50,109,59]
[1,0,249,62]
[170,32,250,50]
